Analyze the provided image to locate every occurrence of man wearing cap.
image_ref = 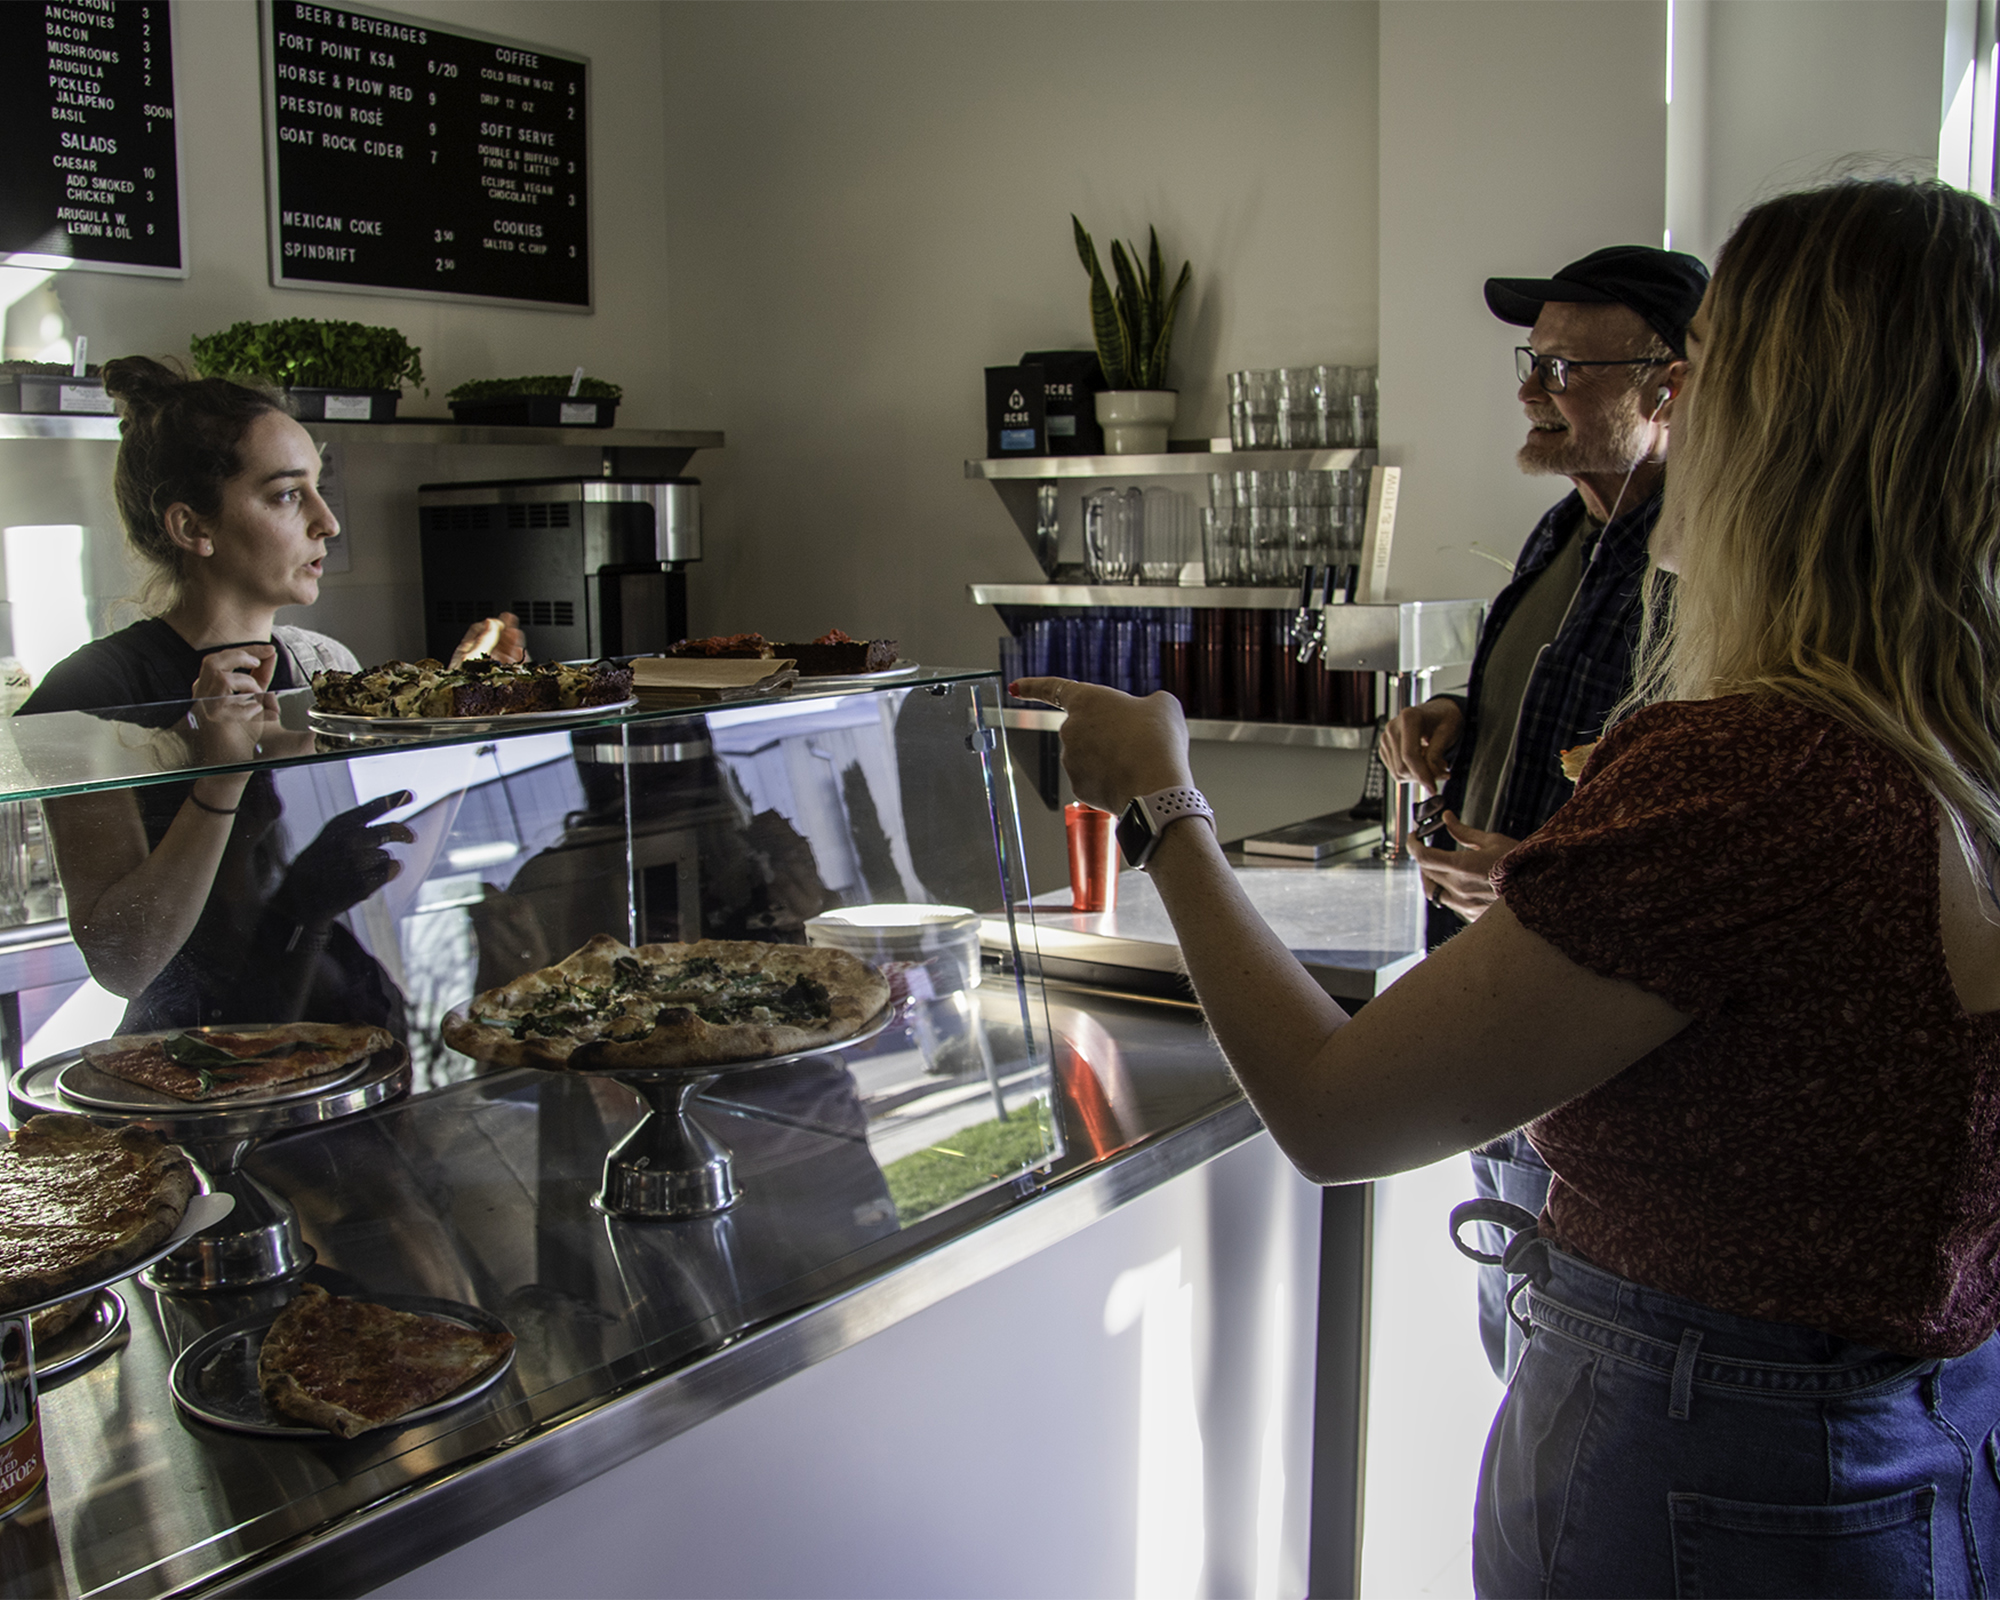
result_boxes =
[1378,244,1708,1381]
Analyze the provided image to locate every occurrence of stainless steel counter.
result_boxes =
[4,983,1255,1599]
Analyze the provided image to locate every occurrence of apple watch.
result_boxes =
[1116,786,1215,870]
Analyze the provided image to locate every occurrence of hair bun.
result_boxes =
[100,354,188,413]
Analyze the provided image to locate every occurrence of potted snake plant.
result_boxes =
[1072,216,1192,454]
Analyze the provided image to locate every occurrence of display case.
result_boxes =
[0,669,1075,1595]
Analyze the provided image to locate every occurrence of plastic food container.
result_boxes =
[805,904,982,1001]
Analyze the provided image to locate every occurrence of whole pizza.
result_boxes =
[442,934,891,1072]
[0,1115,196,1314]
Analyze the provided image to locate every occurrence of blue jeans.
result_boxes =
[1471,1130,1554,1381]
[1474,1241,2000,1598]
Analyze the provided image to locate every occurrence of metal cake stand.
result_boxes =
[443,1005,895,1220]
[10,1035,408,1293]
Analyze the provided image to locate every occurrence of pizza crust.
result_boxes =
[442,934,890,1072]
[0,1115,196,1314]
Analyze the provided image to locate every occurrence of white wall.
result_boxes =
[657,1,1385,868]
[1669,0,1948,265]
[0,0,677,668]
[1378,0,1670,616]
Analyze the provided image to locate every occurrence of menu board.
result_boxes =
[262,0,590,309]
[0,0,186,277]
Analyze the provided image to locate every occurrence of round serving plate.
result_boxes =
[32,1289,127,1387]
[168,1294,516,1439]
[307,696,638,737]
[1,1180,234,1322]
[439,1000,896,1085]
[54,1027,379,1115]
[14,1038,408,1140]
[793,662,920,690]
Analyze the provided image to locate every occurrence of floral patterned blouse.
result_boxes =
[1496,693,2000,1358]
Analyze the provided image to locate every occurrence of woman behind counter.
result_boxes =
[1023,178,2000,1597]
[21,356,520,1033]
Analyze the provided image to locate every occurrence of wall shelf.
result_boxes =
[971,593,1485,676]
[1000,706,1370,750]
[0,414,724,451]
[966,447,1376,480]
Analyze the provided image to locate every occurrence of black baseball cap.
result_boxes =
[1485,245,1710,355]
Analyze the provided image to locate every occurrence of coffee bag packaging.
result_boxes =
[1021,350,1107,455]
[986,366,1045,457]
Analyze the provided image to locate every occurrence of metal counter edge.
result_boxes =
[199,1097,1266,1599]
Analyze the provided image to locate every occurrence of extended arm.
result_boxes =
[1015,677,1690,1184]
[44,647,277,999]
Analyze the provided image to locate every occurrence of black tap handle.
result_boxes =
[1297,567,1316,610]
[1320,565,1338,607]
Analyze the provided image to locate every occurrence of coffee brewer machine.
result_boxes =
[416,476,702,662]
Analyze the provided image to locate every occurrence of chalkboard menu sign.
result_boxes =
[261,0,590,310]
[0,0,186,277]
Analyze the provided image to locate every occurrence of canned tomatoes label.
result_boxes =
[0,1317,44,1516]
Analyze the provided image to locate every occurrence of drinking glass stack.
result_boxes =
[1228,365,1377,450]
[1203,467,1369,588]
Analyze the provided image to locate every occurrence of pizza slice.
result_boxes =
[80,1024,395,1103]
[0,1115,196,1314]
[257,1284,515,1439]
[441,935,890,1072]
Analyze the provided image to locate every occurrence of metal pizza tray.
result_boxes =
[32,1289,127,1387]
[307,697,638,738]
[168,1294,516,1439]
[2,1186,234,1321]
[439,1001,897,1084]
[14,1037,408,1139]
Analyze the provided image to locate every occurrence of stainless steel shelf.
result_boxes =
[971,583,1302,609]
[967,447,1376,480]
[1001,706,1371,749]
[0,414,725,449]
[972,592,1485,675]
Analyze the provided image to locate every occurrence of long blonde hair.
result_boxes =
[1622,179,2000,861]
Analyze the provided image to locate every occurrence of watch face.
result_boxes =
[1116,800,1153,869]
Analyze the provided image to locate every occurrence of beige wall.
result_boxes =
[657,0,1384,864]
[1670,0,1947,264]
[1377,0,1669,618]
[0,0,675,667]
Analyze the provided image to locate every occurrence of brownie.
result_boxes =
[777,639,899,676]
[452,674,559,716]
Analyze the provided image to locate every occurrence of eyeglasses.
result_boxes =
[1515,347,1671,393]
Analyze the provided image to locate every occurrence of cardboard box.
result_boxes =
[1021,349,1106,455]
[985,365,1045,457]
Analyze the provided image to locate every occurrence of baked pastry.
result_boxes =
[668,630,898,676]
[442,933,890,1071]
[774,631,899,676]
[258,1284,515,1439]
[0,1115,196,1314]
[311,658,633,719]
[79,1024,395,1103]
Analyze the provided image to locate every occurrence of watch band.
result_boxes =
[1119,785,1215,869]
[1136,786,1214,834]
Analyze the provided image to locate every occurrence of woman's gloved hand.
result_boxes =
[268,791,415,930]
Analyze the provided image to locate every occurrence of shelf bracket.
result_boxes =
[987,479,1061,578]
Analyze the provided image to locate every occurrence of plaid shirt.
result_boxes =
[1437,485,1663,844]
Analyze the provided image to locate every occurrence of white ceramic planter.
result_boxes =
[1095,389,1177,455]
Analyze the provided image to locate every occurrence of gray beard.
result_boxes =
[1515,414,1651,479]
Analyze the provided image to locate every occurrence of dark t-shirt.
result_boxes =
[18,617,298,723]
[18,618,400,1034]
